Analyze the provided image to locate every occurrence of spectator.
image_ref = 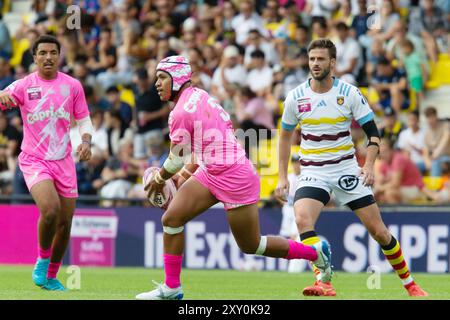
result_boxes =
[128,130,169,201]
[211,45,247,102]
[399,39,427,108]
[188,49,212,91]
[0,57,14,90]
[244,29,279,67]
[76,146,106,198]
[351,0,371,40]
[246,49,273,96]
[155,32,178,62]
[311,16,329,39]
[0,12,12,59]
[0,112,20,194]
[408,0,449,62]
[83,84,110,111]
[104,109,134,157]
[423,107,450,177]
[379,107,405,145]
[334,22,362,85]
[397,111,427,174]
[234,86,275,156]
[375,138,425,204]
[262,0,281,31]
[333,0,354,26]
[222,1,236,32]
[90,108,109,159]
[72,58,102,95]
[365,37,386,83]
[144,130,169,168]
[20,28,40,73]
[132,68,170,159]
[271,0,300,42]
[86,28,117,76]
[422,161,450,204]
[100,138,139,207]
[231,0,268,45]
[386,21,427,63]
[105,86,133,126]
[370,56,409,113]
[366,0,401,42]
[305,0,339,20]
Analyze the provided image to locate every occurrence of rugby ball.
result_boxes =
[142,167,178,210]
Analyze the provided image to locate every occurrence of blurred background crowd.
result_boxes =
[0,0,449,207]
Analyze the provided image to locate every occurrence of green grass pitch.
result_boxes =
[0,265,448,300]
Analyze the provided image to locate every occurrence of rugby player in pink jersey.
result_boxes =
[0,35,93,291]
[135,55,332,300]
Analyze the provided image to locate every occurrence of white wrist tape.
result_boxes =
[163,152,184,174]
[76,116,94,136]
[154,170,166,184]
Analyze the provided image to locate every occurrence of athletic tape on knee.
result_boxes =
[163,225,185,235]
[255,236,267,255]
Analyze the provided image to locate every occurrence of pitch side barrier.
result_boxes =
[0,204,449,273]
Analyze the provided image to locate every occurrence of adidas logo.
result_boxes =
[317,100,327,107]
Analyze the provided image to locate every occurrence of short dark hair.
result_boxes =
[381,137,396,150]
[307,39,336,60]
[106,86,120,94]
[32,35,61,55]
[400,39,414,50]
[335,22,349,31]
[424,106,437,117]
[409,110,420,118]
[250,49,265,59]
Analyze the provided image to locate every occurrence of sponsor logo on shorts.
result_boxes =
[338,175,359,191]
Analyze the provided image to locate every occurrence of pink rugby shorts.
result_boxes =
[193,157,260,210]
[18,152,78,198]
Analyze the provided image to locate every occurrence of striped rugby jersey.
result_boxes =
[282,77,374,166]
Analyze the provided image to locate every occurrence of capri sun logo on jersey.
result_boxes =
[27,105,70,124]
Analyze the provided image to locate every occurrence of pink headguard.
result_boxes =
[156,55,192,92]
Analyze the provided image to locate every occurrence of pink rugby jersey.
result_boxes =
[2,72,89,160]
[169,86,246,174]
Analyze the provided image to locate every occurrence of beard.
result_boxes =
[311,66,331,81]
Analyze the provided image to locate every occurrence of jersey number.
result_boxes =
[183,97,230,122]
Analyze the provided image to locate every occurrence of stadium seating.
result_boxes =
[423,176,444,191]
[426,54,450,89]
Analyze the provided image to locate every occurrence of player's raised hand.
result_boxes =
[360,164,375,187]
[76,141,92,161]
[0,92,17,109]
[275,178,289,204]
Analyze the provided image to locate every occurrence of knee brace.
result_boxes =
[163,225,185,235]
[255,236,267,255]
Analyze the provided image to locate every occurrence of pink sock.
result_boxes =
[285,239,318,261]
[47,262,61,279]
[38,246,52,259]
[164,254,183,289]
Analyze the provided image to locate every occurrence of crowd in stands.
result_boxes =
[0,0,449,207]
